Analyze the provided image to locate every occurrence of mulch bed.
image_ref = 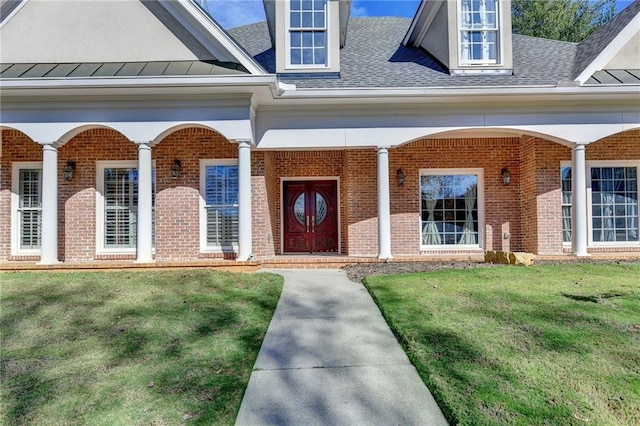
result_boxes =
[342,258,639,283]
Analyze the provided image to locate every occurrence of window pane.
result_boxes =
[313,0,325,11]
[302,48,313,64]
[421,174,478,246]
[205,165,239,247]
[314,11,325,28]
[291,49,302,64]
[560,167,571,243]
[291,32,301,47]
[314,31,325,48]
[314,47,325,65]
[290,12,301,28]
[302,11,312,27]
[302,31,313,47]
[103,167,155,249]
[591,166,639,243]
[290,0,301,11]
[18,169,42,250]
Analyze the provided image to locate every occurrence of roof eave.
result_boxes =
[274,84,640,103]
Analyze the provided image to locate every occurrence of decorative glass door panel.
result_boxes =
[283,180,338,253]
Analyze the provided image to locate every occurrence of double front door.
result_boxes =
[283,180,338,253]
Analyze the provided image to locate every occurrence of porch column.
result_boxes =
[572,143,589,256]
[136,142,154,263]
[38,142,60,264]
[377,147,392,259]
[237,139,253,261]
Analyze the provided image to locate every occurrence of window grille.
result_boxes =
[18,169,42,250]
[204,165,239,247]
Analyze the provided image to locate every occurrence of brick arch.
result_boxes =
[152,123,237,146]
[0,129,43,262]
[587,128,640,160]
[394,127,573,148]
[152,127,238,261]
[56,128,138,262]
[57,124,131,146]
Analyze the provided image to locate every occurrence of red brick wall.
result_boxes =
[344,149,378,256]
[519,137,571,255]
[57,129,138,261]
[585,129,640,253]
[588,130,640,159]
[153,128,237,260]
[251,151,276,258]
[3,128,638,264]
[0,130,42,261]
[272,151,346,254]
[389,138,522,255]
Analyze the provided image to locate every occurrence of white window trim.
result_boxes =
[457,0,502,66]
[285,0,329,69]
[96,160,155,255]
[561,160,572,247]
[11,162,43,256]
[419,168,485,250]
[199,159,239,253]
[587,160,640,248]
[561,160,640,248]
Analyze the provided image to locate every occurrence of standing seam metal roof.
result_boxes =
[0,60,249,78]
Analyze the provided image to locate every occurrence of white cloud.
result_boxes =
[350,0,369,17]
[202,0,266,29]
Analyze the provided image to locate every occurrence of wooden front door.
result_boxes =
[283,180,339,253]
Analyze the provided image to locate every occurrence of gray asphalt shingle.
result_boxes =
[573,0,640,79]
[229,17,580,88]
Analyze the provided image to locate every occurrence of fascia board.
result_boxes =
[161,0,266,75]
[0,75,277,89]
[275,85,640,101]
[0,75,281,100]
[575,13,640,84]
[0,0,28,29]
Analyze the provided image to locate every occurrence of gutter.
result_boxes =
[1,74,637,104]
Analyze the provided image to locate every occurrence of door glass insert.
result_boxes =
[294,193,305,225]
[315,192,327,224]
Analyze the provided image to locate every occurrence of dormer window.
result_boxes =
[459,0,499,64]
[288,0,327,67]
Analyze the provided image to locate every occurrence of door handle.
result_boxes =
[311,215,315,233]
[306,215,310,233]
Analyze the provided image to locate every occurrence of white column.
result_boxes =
[136,142,154,263]
[572,143,589,256]
[38,142,59,264]
[237,140,253,261]
[377,147,392,259]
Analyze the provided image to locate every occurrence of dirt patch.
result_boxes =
[342,259,640,283]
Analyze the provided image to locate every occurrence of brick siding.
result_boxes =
[1,128,638,264]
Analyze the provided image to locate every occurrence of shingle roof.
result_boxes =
[573,0,640,79]
[0,60,248,78]
[229,17,579,88]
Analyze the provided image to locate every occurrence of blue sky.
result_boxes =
[204,0,634,30]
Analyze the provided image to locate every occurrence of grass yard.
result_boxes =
[364,263,640,426]
[0,270,283,425]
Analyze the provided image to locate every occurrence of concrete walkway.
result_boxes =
[235,269,448,426]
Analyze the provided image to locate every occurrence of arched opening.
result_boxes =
[382,128,573,256]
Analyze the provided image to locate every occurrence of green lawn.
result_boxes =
[0,270,283,425]
[364,263,640,426]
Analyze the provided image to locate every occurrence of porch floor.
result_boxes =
[1,252,638,272]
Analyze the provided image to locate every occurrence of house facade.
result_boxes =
[1,0,639,266]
